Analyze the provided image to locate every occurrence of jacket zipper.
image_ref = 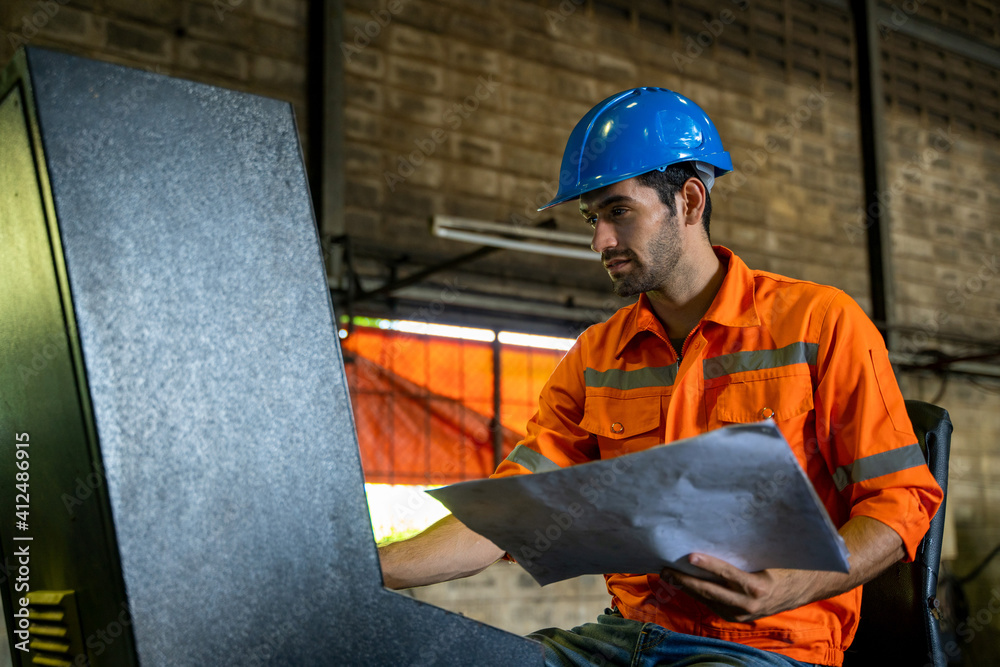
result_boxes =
[677,326,699,365]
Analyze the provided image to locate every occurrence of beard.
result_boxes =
[603,214,683,297]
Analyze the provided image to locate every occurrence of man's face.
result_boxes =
[579,177,682,297]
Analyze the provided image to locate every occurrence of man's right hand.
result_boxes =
[378,514,505,590]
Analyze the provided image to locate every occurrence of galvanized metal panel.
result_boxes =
[0,48,542,666]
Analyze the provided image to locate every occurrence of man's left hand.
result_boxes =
[661,555,822,622]
[660,515,907,623]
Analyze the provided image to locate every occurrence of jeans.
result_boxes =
[527,609,823,667]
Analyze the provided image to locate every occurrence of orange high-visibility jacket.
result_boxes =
[492,247,943,666]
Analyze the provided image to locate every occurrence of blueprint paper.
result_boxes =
[427,421,850,586]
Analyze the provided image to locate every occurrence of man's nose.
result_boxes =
[591,219,618,254]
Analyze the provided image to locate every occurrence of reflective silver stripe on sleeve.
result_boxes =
[505,444,561,474]
[584,364,678,389]
[832,443,926,492]
[703,341,820,380]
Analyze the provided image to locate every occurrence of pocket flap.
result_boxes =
[716,377,814,423]
[580,395,661,440]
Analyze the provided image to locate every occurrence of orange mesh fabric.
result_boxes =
[341,327,564,484]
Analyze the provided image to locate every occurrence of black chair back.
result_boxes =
[843,399,952,667]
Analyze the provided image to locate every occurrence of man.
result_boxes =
[379,87,943,667]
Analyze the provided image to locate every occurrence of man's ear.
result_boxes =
[678,177,707,227]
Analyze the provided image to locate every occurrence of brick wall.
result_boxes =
[902,0,1000,47]
[880,31,1000,338]
[0,0,312,157]
[880,25,1000,665]
[3,0,1000,663]
[340,0,874,315]
[408,565,610,637]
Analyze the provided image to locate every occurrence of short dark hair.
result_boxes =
[636,162,713,240]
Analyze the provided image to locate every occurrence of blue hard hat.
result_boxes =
[539,87,732,211]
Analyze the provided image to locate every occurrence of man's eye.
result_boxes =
[611,207,627,217]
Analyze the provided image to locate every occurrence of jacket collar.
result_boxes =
[615,246,760,358]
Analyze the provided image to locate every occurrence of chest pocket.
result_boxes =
[711,374,814,425]
[580,395,662,458]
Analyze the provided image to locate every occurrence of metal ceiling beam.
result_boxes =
[815,0,1000,70]
[874,3,1000,69]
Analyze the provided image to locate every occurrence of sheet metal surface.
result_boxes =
[18,48,541,666]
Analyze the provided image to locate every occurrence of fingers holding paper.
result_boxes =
[660,516,907,623]
[660,554,820,623]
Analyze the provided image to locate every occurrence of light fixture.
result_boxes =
[431,215,598,261]
[389,320,496,342]
[343,317,578,350]
[497,331,575,351]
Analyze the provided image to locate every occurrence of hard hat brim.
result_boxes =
[537,155,733,212]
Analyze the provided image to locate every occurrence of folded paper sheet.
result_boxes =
[428,421,850,586]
